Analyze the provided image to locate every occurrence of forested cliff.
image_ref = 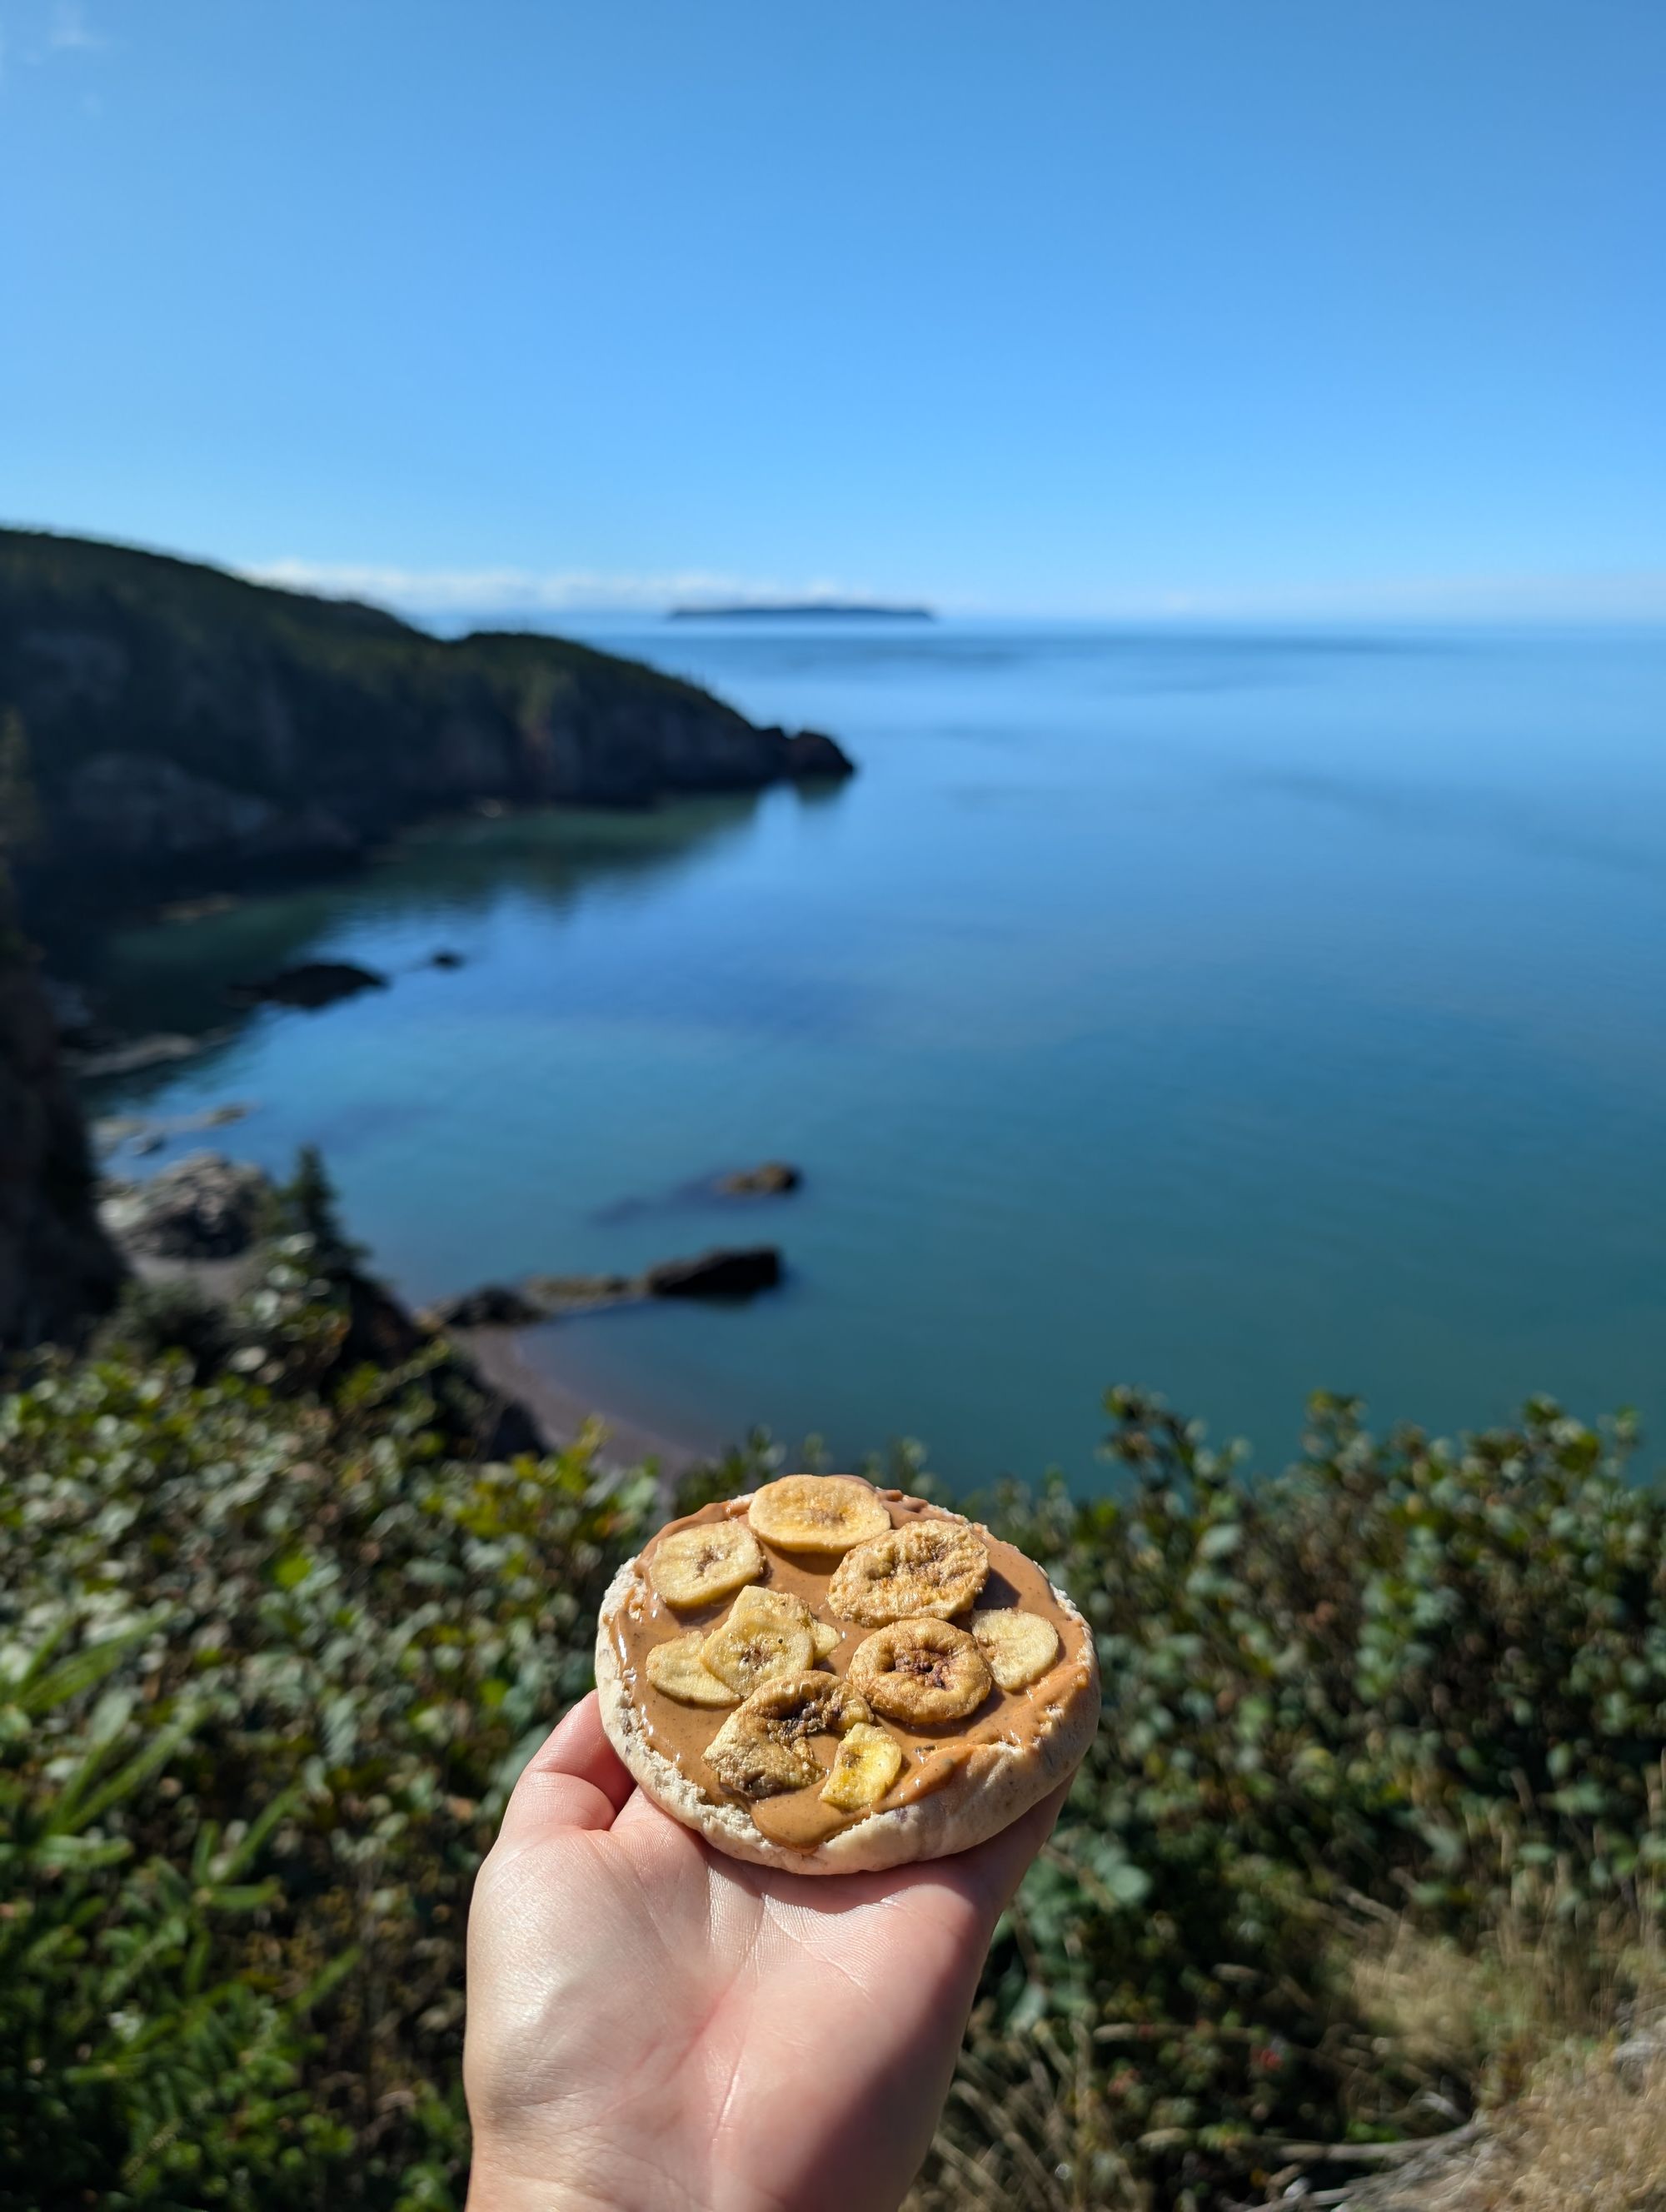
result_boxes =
[0,527,851,921]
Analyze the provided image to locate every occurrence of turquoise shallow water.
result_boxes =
[82,620,1666,1484]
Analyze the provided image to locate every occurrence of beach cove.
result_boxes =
[76,615,1666,1485]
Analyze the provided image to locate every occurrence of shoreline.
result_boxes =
[452,1322,717,1486]
[128,1248,722,1491]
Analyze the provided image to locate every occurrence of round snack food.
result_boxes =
[596,1474,1100,1875]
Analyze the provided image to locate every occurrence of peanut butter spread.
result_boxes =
[612,1486,1095,1851]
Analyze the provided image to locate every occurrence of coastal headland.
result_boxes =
[0,526,854,938]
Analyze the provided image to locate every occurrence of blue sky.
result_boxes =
[2,0,1662,617]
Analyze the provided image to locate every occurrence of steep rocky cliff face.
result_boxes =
[0,898,125,1350]
[0,529,853,919]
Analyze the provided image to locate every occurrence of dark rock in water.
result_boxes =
[426,1251,782,1323]
[644,1247,782,1299]
[717,1161,802,1196]
[228,961,389,1010]
[426,1283,548,1329]
[781,729,855,781]
[429,949,465,969]
[99,1151,272,1260]
[525,1272,639,1313]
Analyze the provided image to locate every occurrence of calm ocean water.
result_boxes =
[82,620,1666,1485]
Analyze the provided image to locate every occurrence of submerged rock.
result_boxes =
[99,1151,272,1260]
[425,1283,548,1329]
[644,1247,782,1299]
[228,961,389,1010]
[716,1161,801,1196]
[67,1031,217,1079]
[525,1273,639,1312]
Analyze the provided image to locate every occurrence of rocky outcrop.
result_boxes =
[645,1247,782,1298]
[777,730,855,781]
[0,528,857,923]
[429,1246,785,1327]
[62,751,358,865]
[425,1283,549,1329]
[227,961,388,1010]
[0,905,125,1350]
[98,1151,272,1259]
[716,1161,801,1195]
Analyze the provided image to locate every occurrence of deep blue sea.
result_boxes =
[82,619,1666,1485]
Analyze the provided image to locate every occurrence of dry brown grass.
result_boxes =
[1353,2034,1666,2210]
[902,1894,1666,2212]
[1347,1871,1663,2105]
[1339,1883,1666,2211]
[901,2016,1147,2212]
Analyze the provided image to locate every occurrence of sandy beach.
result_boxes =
[453,1323,715,1484]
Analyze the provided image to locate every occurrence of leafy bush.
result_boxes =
[1,1256,655,2208]
[4,1273,1664,2210]
[905,1388,1666,2208]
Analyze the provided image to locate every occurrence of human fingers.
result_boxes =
[924,1780,1071,1930]
[491,1691,636,1851]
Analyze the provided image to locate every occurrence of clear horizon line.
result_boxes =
[245,555,1666,627]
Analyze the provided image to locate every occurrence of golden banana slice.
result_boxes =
[828,1520,990,1626]
[747,1474,892,1554]
[710,1584,840,1671]
[647,1520,765,1610]
[968,1607,1060,1692]
[848,1617,993,1724]
[701,1587,816,1696]
[821,1721,903,1812]
[645,1632,741,1707]
[706,1672,872,1797]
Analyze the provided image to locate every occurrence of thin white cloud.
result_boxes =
[244,558,892,617]
[48,0,106,51]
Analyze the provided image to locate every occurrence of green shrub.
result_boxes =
[3,1301,1663,2208]
[0,1295,656,2208]
[912,1387,1666,2206]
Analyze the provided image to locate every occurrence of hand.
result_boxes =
[463,1692,1063,2212]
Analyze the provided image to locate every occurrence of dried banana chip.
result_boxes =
[706,1672,871,1797]
[648,1520,764,1610]
[701,1588,816,1696]
[848,1617,993,1724]
[829,1519,990,1627]
[748,1474,892,1554]
[968,1607,1060,1692]
[821,1721,903,1812]
[646,1632,741,1707]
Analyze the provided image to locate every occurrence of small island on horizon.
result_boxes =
[668,600,935,620]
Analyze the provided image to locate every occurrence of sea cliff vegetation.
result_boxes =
[0,528,851,934]
[2,1201,1664,2210]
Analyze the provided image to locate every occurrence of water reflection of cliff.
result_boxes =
[76,790,789,1105]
